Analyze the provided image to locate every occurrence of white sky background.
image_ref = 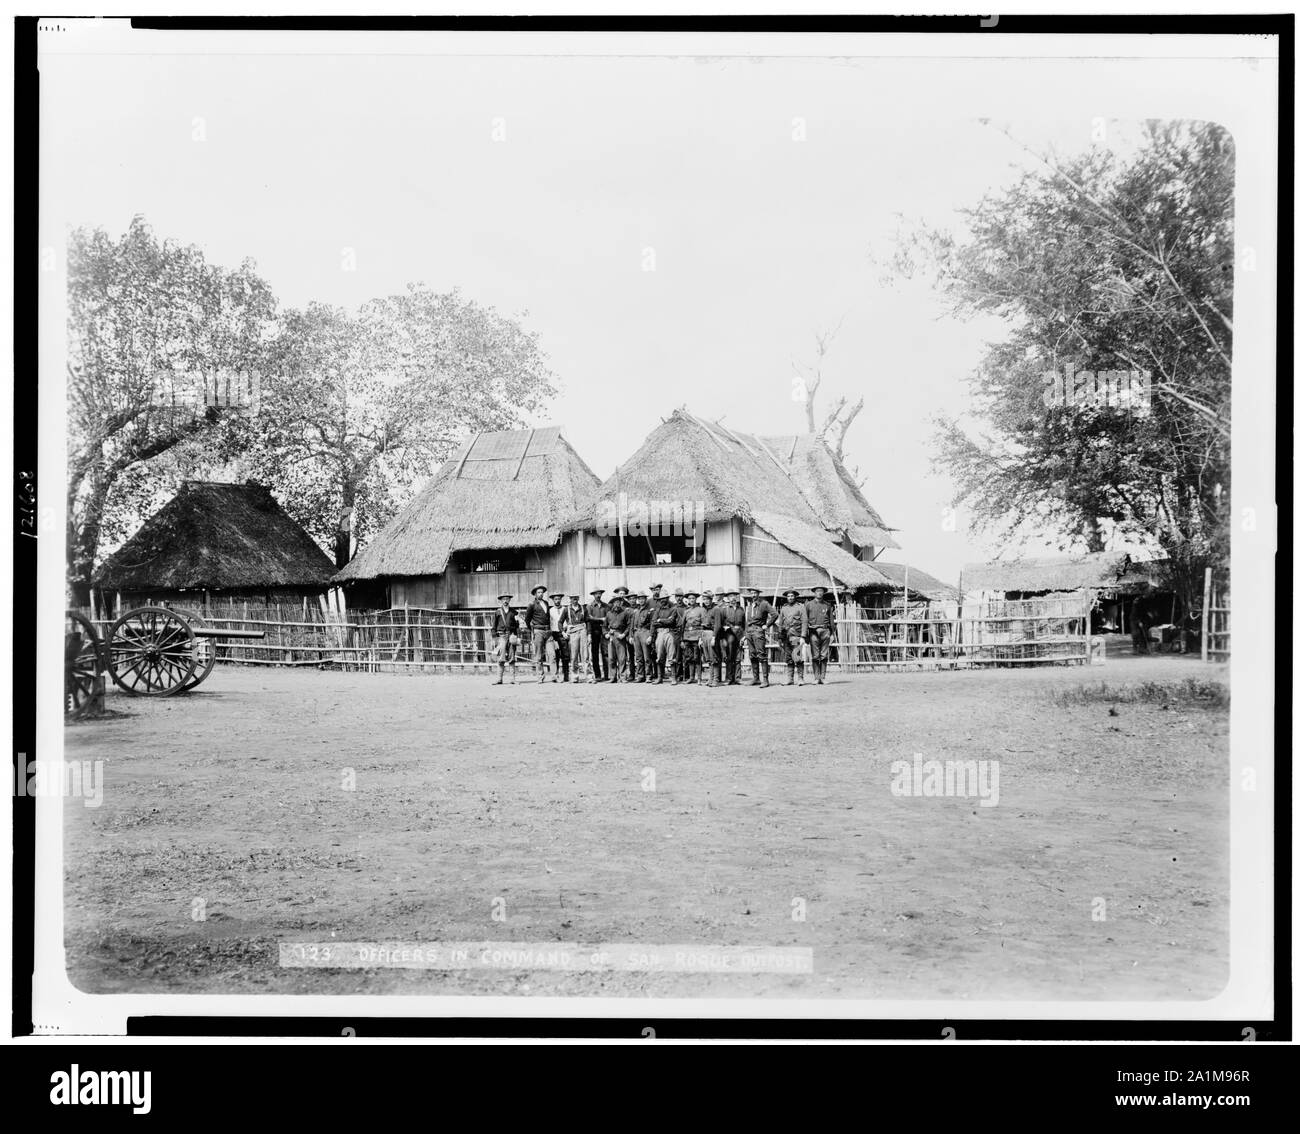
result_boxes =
[40,27,1270,584]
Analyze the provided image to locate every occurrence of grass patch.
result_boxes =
[1053,677,1229,710]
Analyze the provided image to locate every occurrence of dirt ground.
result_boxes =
[62,651,1230,1000]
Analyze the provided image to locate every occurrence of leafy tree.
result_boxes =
[895,121,1232,616]
[66,217,278,602]
[229,285,559,566]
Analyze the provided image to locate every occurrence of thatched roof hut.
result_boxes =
[335,425,600,583]
[569,410,897,591]
[869,561,960,601]
[761,433,899,550]
[961,551,1139,595]
[93,481,336,597]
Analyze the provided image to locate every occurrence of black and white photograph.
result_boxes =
[17,11,1283,1056]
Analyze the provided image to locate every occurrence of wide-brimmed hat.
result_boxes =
[589,588,605,596]
[725,589,741,598]
[613,586,629,595]
[783,587,800,599]
[497,593,513,602]
[743,586,761,595]
[684,589,699,598]
[531,585,547,596]
[648,582,663,591]
[811,584,829,595]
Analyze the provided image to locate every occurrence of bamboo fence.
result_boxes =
[76,594,1096,675]
[1201,569,1231,662]
[801,595,1092,671]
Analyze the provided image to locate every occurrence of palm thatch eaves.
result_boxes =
[93,481,336,591]
[334,426,601,581]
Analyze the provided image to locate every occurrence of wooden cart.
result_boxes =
[65,606,265,719]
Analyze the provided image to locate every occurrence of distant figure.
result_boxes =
[491,593,518,685]
[777,588,808,686]
[585,589,608,682]
[525,585,551,681]
[1130,597,1151,655]
[547,592,569,682]
[564,594,590,682]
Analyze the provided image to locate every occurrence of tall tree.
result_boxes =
[894,121,1232,616]
[66,217,278,602]
[231,285,558,566]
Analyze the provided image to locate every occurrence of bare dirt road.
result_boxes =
[62,654,1229,1000]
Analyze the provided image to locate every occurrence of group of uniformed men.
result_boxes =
[490,582,838,688]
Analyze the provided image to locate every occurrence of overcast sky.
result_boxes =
[41,27,1265,584]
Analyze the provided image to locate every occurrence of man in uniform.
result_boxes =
[491,593,517,685]
[743,586,776,687]
[631,591,656,682]
[605,587,634,682]
[585,588,608,681]
[652,587,683,684]
[680,590,704,684]
[805,584,836,684]
[564,593,590,682]
[644,582,664,680]
[777,586,808,686]
[525,584,552,682]
[547,592,570,682]
[610,585,635,679]
[717,588,746,685]
[670,588,687,681]
[697,590,719,687]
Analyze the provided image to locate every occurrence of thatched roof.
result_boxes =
[751,511,894,589]
[335,426,600,581]
[761,434,900,550]
[569,409,897,544]
[94,481,336,591]
[961,551,1136,594]
[869,561,960,601]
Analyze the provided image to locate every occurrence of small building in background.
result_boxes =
[868,561,961,604]
[92,480,336,617]
[333,425,601,610]
[960,550,1178,636]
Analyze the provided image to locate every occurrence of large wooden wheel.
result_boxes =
[107,606,198,696]
[64,610,103,719]
[181,627,217,691]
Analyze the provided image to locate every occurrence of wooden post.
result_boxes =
[617,475,628,591]
[902,565,909,662]
[955,570,964,665]
[1201,566,1212,662]
[1084,588,1092,664]
[825,572,840,672]
[770,570,782,673]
